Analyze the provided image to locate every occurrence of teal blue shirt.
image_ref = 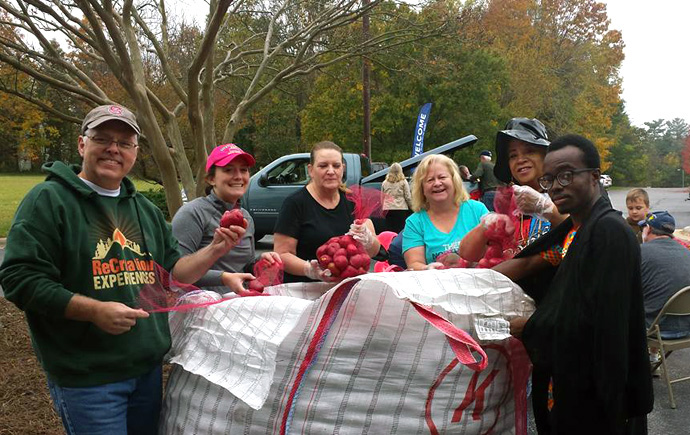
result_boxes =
[402,200,489,264]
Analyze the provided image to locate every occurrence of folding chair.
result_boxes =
[647,285,690,409]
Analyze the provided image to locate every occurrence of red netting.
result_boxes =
[436,251,470,269]
[137,262,233,313]
[245,258,284,293]
[346,185,388,224]
[475,186,519,268]
[493,186,520,224]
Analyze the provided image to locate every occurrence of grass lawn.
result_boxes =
[0,173,159,238]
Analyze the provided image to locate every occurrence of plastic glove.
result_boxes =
[303,259,332,282]
[480,213,516,240]
[513,185,555,220]
[348,222,375,251]
[480,212,503,229]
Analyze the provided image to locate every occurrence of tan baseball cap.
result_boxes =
[81,104,141,135]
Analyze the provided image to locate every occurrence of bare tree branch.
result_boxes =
[132,5,187,104]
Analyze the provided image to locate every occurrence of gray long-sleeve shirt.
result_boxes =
[171,191,255,293]
[641,237,690,333]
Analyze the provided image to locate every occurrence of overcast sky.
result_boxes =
[603,0,689,127]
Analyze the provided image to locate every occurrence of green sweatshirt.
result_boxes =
[0,162,181,387]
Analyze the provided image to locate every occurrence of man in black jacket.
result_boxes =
[495,134,653,434]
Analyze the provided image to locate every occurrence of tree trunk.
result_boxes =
[137,100,184,216]
[222,102,247,144]
[164,115,197,202]
[362,0,371,158]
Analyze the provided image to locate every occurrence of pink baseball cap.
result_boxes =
[206,143,256,172]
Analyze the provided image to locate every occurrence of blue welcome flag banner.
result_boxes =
[411,103,432,158]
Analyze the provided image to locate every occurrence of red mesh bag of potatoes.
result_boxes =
[244,258,284,294]
[313,186,388,280]
[477,187,518,268]
[316,234,370,280]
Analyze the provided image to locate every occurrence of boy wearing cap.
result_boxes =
[0,105,250,434]
[640,211,690,338]
[469,149,499,211]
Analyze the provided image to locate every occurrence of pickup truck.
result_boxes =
[242,135,478,240]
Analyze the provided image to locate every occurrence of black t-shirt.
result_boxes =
[274,187,355,282]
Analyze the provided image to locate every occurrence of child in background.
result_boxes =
[625,188,650,243]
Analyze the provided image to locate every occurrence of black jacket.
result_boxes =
[518,197,653,434]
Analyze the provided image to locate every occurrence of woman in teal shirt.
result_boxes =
[403,154,489,269]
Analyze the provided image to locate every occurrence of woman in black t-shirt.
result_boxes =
[274,141,380,283]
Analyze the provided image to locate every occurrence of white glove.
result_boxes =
[480,212,515,239]
[513,185,555,220]
[480,212,503,229]
[348,222,375,251]
[304,259,332,281]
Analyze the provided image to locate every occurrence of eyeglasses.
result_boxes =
[86,135,138,151]
[538,168,598,190]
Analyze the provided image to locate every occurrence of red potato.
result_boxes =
[485,244,503,260]
[488,257,503,267]
[477,258,491,269]
[436,252,470,269]
[346,244,360,256]
[334,255,349,271]
[318,254,332,268]
[340,265,359,279]
[220,209,247,228]
[327,243,341,256]
[248,280,265,292]
[339,235,356,248]
[327,263,341,277]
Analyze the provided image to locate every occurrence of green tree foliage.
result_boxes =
[0,0,687,199]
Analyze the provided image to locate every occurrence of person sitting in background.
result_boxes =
[403,154,488,270]
[381,162,413,233]
[273,141,380,282]
[625,188,650,244]
[639,211,690,339]
[469,149,499,211]
[172,144,281,294]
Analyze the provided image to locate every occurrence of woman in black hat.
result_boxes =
[461,118,568,435]
[460,118,566,262]
[494,118,566,248]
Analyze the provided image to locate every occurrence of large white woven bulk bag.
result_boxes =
[161,269,535,434]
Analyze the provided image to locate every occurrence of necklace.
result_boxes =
[518,214,550,249]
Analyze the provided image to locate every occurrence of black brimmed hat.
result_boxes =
[493,118,549,183]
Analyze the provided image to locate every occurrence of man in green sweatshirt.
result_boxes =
[0,104,252,434]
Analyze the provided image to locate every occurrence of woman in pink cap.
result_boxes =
[172,144,281,294]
